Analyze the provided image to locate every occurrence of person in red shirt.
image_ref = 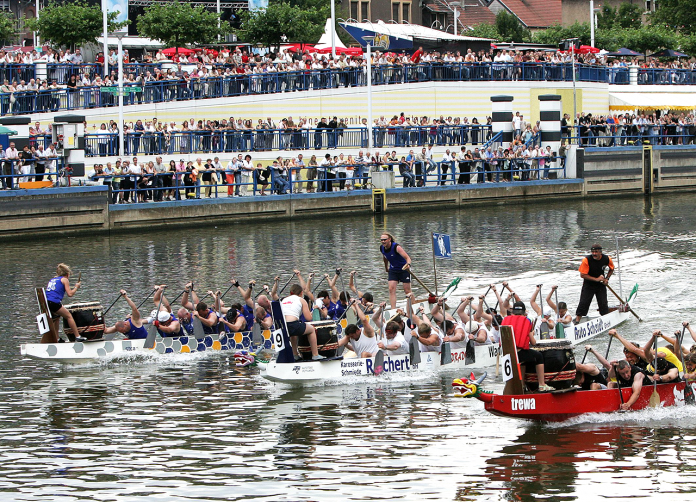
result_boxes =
[502,301,553,392]
[410,46,423,64]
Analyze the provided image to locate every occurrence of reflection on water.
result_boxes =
[2,194,696,500]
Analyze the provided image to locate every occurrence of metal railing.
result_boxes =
[84,125,493,157]
[101,158,566,204]
[569,124,694,146]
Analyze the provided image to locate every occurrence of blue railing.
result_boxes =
[98,158,566,204]
[5,61,696,117]
[84,125,492,157]
[570,124,693,146]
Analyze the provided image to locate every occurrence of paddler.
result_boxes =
[546,286,573,328]
[45,263,81,341]
[349,270,374,311]
[530,285,556,339]
[406,294,442,352]
[574,243,614,323]
[280,284,325,361]
[103,290,148,339]
[380,232,412,309]
[377,320,409,355]
[501,300,554,392]
[181,282,219,334]
[338,302,379,357]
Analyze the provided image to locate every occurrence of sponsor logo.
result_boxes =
[365,356,411,374]
[574,317,609,340]
[488,345,501,357]
[292,365,301,374]
[511,398,536,411]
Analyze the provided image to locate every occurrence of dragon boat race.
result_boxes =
[4,193,696,501]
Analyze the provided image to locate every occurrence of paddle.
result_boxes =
[144,286,166,349]
[481,297,500,375]
[604,331,614,360]
[606,284,642,322]
[553,288,565,339]
[169,287,188,305]
[614,363,626,412]
[136,287,157,310]
[465,299,475,365]
[312,274,327,294]
[409,334,421,365]
[493,283,509,311]
[581,348,589,364]
[278,272,296,297]
[676,327,694,405]
[649,335,660,408]
[254,285,270,299]
[409,269,434,296]
[192,316,206,339]
[219,280,239,302]
[440,298,452,365]
[374,306,386,375]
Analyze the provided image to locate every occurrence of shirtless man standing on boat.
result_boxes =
[104,290,149,339]
[575,243,614,323]
[281,284,324,361]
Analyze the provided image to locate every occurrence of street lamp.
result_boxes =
[450,1,461,37]
[330,0,336,59]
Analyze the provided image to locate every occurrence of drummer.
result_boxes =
[45,263,81,341]
[103,290,148,339]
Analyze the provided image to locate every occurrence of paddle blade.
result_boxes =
[440,342,452,365]
[649,388,661,408]
[144,324,157,349]
[312,308,321,322]
[193,317,206,339]
[465,339,475,365]
[374,350,385,376]
[409,336,421,365]
[686,382,695,406]
[252,322,263,346]
[555,323,565,339]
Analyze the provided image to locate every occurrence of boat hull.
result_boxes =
[20,330,273,364]
[262,303,631,385]
[479,382,686,422]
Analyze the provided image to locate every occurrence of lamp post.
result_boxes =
[34,0,40,47]
[117,32,125,158]
[366,44,372,150]
[450,1,461,37]
[589,0,594,47]
[330,0,336,59]
[102,0,108,78]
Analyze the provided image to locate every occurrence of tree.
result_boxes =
[466,22,499,41]
[0,11,15,45]
[25,0,127,50]
[532,22,590,46]
[236,2,325,49]
[651,0,696,35]
[137,0,229,50]
[616,3,643,30]
[494,10,530,43]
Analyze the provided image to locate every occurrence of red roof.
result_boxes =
[457,6,496,26]
[496,0,562,28]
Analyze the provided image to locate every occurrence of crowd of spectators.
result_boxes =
[1,42,695,116]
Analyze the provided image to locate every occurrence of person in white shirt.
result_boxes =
[338,302,378,358]
[3,141,19,189]
[377,321,409,355]
[281,284,324,361]
[440,149,453,185]
[408,304,443,353]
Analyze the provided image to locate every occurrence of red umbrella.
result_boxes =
[576,45,600,54]
[162,47,195,57]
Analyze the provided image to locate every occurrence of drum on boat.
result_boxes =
[298,320,338,360]
[524,339,576,390]
[63,302,105,341]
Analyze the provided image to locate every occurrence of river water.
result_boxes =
[3,194,696,501]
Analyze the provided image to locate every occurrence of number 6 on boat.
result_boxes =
[502,354,513,383]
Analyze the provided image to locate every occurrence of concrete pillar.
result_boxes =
[490,95,513,145]
[539,94,562,151]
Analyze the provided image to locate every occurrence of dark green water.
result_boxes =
[3,194,696,501]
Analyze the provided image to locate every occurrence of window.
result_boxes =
[361,1,369,22]
[391,1,411,23]
[351,0,371,21]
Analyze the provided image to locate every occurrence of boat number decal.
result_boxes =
[511,398,536,411]
[574,317,610,340]
[501,354,513,383]
[36,314,50,335]
[272,329,285,351]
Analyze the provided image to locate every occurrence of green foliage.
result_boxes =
[596,6,616,31]
[236,2,325,49]
[494,10,530,43]
[676,34,696,58]
[598,4,643,30]
[531,22,590,46]
[466,22,499,41]
[137,1,229,49]
[651,0,696,35]
[25,0,127,50]
[620,26,678,55]
[0,11,15,45]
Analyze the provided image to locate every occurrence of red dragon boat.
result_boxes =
[453,372,686,422]
[453,325,688,422]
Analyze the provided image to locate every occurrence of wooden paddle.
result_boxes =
[649,336,660,408]
[408,269,434,296]
[553,289,565,339]
[277,272,296,297]
[374,308,386,375]
[614,363,627,412]
[136,287,158,310]
[676,327,695,405]
[144,286,166,349]
[606,284,642,322]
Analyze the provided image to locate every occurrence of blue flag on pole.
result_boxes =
[432,233,452,259]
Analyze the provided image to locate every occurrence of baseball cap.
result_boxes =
[512,301,526,314]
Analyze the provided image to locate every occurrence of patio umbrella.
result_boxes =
[607,47,644,57]
[0,126,17,135]
[650,48,689,58]
[577,45,600,54]
[162,47,195,57]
